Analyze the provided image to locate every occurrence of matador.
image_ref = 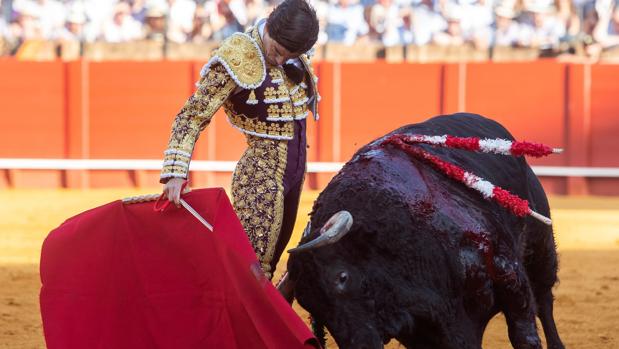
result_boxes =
[160,0,320,280]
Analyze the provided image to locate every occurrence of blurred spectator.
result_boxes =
[492,3,521,46]
[325,0,369,45]
[593,0,619,48]
[409,0,447,45]
[458,0,493,48]
[227,0,248,27]
[0,0,7,30]
[368,0,411,45]
[187,2,214,42]
[0,0,8,54]
[102,2,143,42]
[518,4,566,48]
[581,1,603,56]
[166,0,196,42]
[433,4,465,45]
[1,0,9,22]
[0,0,617,58]
[210,0,244,40]
[143,5,166,40]
[564,1,582,38]
[130,0,148,23]
[55,9,85,41]
[36,0,65,39]
[245,0,265,26]
[80,0,117,42]
[310,0,329,44]
[8,2,43,41]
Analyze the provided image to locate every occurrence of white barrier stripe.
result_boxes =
[531,166,619,177]
[1,159,619,177]
[0,159,345,173]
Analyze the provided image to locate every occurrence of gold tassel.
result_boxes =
[246,89,258,105]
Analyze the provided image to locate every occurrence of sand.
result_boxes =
[1,189,618,348]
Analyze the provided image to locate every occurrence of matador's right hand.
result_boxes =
[163,177,186,207]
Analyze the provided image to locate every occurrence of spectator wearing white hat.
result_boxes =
[492,3,521,46]
[102,1,142,42]
[518,3,566,48]
[433,3,466,45]
[143,4,166,41]
[55,9,86,41]
[8,2,43,41]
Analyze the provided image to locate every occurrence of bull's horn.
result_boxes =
[288,211,353,253]
[276,272,295,304]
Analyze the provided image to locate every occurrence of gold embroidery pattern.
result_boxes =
[231,136,288,279]
[269,68,284,84]
[161,63,237,181]
[267,103,294,121]
[291,84,308,105]
[263,85,290,103]
[225,109,295,140]
[207,33,265,89]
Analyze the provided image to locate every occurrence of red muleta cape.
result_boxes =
[40,188,319,349]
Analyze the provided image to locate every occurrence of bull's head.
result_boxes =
[282,211,392,349]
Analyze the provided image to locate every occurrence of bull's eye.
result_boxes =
[334,271,349,293]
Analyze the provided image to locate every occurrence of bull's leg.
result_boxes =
[494,256,542,349]
[534,289,565,349]
[524,226,565,349]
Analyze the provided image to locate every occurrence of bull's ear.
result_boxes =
[288,211,353,253]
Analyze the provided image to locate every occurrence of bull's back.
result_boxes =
[364,113,540,204]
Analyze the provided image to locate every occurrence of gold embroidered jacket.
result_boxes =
[161,27,319,182]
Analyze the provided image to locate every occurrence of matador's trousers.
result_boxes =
[231,119,307,280]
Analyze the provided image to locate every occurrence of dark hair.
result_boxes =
[266,0,319,54]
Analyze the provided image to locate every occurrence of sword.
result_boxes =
[126,188,214,232]
[179,198,214,232]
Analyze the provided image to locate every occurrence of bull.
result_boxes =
[282,114,564,349]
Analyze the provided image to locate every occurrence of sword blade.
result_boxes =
[179,198,214,232]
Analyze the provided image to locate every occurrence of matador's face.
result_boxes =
[262,28,299,67]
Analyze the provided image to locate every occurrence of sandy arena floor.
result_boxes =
[1,189,618,349]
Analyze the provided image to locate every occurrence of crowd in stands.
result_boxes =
[1,0,618,57]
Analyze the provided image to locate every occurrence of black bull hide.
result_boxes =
[285,114,565,349]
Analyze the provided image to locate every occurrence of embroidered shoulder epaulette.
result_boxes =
[200,32,266,89]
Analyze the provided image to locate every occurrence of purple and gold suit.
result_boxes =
[160,25,319,279]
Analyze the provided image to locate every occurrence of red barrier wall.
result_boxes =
[443,62,569,193]
[0,60,618,194]
[589,64,619,195]
[0,61,66,188]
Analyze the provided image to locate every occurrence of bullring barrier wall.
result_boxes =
[0,60,617,195]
